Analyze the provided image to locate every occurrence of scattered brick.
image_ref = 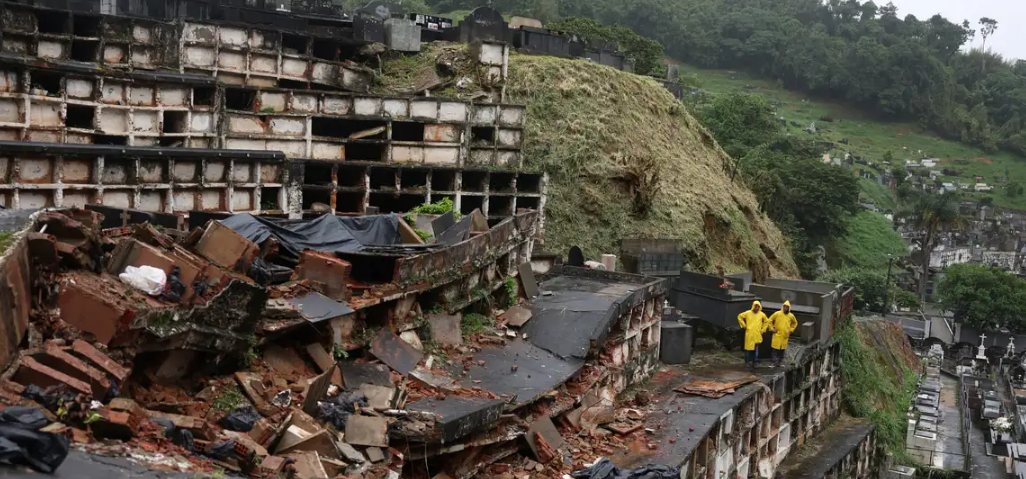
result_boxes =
[36,344,111,398]
[194,221,259,273]
[70,340,129,382]
[13,356,91,396]
[292,250,351,301]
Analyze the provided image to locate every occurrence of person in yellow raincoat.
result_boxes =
[737,301,769,370]
[768,301,798,368]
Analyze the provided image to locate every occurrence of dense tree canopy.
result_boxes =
[426,0,1026,158]
[938,264,1026,333]
[822,266,919,313]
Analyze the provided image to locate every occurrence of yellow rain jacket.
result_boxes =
[769,301,799,350]
[737,301,769,351]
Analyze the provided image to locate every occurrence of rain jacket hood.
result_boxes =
[770,301,799,350]
[738,301,769,351]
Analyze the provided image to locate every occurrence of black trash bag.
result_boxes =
[0,407,69,473]
[21,385,76,412]
[248,258,294,286]
[149,418,194,451]
[317,392,367,430]
[165,266,187,302]
[203,440,237,461]
[218,407,260,432]
[569,459,678,479]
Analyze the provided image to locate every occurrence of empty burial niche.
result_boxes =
[30,71,63,97]
[282,33,308,55]
[278,79,309,90]
[302,187,332,210]
[66,104,95,129]
[471,126,496,145]
[193,87,216,107]
[425,171,453,193]
[163,111,188,134]
[36,10,69,34]
[518,173,542,193]
[369,191,426,214]
[311,117,387,139]
[225,88,257,111]
[336,164,367,188]
[489,195,513,217]
[335,191,364,214]
[73,15,101,37]
[392,121,425,142]
[71,40,99,62]
[490,172,514,192]
[93,135,127,146]
[517,196,540,211]
[304,161,335,186]
[400,168,428,191]
[460,195,484,215]
[345,143,386,162]
[462,170,486,192]
[311,39,340,61]
[260,187,281,210]
[369,168,397,191]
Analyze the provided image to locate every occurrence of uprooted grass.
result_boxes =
[505,55,799,277]
[837,318,919,458]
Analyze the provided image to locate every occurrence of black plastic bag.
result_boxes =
[218,407,260,432]
[203,440,237,461]
[318,392,367,430]
[0,407,69,473]
[21,385,76,412]
[569,459,679,479]
[150,418,195,451]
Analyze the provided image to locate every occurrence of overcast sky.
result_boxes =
[888,0,1026,61]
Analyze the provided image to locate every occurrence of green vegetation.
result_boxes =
[333,344,349,362]
[829,211,907,270]
[212,386,247,413]
[0,231,18,256]
[897,191,964,298]
[412,197,462,219]
[858,179,897,212]
[505,55,798,278]
[504,276,518,307]
[822,267,919,314]
[836,318,917,457]
[937,264,1026,333]
[546,17,663,75]
[461,313,493,336]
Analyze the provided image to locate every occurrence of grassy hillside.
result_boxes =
[506,55,799,278]
[683,66,1026,210]
[838,318,919,456]
[830,211,908,270]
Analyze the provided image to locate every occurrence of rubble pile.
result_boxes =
[0,205,674,478]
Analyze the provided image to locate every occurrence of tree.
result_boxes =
[979,17,998,74]
[896,191,963,300]
[822,267,919,313]
[697,93,781,159]
[938,264,1026,332]
[1008,181,1024,198]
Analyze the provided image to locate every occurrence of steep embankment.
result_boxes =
[376,45,798,278]
[505,56,798,278]
[838,318,920,455]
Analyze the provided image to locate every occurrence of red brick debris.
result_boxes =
[0,207,655,479]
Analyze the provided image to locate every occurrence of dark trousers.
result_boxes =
[772,348,785,364]
[744,350,758,365]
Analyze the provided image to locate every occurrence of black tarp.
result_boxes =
[219,213,401,261]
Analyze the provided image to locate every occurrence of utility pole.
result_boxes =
[883,254,894,313]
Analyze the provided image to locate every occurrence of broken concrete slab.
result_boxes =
[303,364,337,416]
[410,367,458,392]
[154,349,198,382]
[369,329,423,375]
[305,343,335,373]
[276,428,341,459]
[430,211,456,238]
[526,416,564,463]
[407,396,505,443]
[344,415,389,447]
[356,384,395,410]
[499,306,532,328]
[291,292,355,325]
[341,362,392,388]
[428,313,462,346]
[338,441,366,464]
[456,340,584,407]
[398,218,427,245]
[365,446,385,463]
[264,345,307,377]
[400,330,424,351]
[293,250,351,301]
[284,451,328,479]
[236,371,275,415]
[517,262,539,298]
[194,220,259,273]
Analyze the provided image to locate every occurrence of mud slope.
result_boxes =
[505,55,798,278]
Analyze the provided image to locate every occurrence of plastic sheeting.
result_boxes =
[569,459,678,479]
[0,407,69,473]
[220,213,401,262]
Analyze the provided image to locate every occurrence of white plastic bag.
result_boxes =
[119,265,167,296]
